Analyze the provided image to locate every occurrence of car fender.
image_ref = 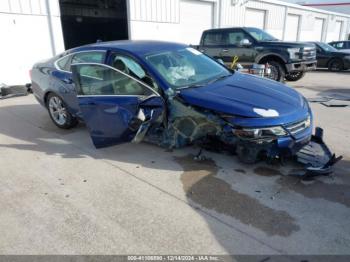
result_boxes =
[255,52,288,64]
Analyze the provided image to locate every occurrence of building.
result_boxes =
[281,0,350,15]
[1,0,350,85]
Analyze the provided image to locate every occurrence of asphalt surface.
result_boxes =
[0,71,349,255]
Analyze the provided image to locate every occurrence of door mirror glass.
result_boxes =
[72,64,154,97]
[240,39,252,47]
[216,58,225,64]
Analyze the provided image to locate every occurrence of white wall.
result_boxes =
[128,0,350,44]
[0,0,64,85]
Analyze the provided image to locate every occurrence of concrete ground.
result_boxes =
[0,71,349,255]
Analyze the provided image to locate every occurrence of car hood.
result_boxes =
[330,51,350,56]
[178,72,309,125]
[259,41,315,49]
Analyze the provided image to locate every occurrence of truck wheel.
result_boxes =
[328,59,344,72]
[266,61,285,82]
[285,71,305,82]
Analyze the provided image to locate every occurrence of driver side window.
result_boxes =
[111,54,159,92]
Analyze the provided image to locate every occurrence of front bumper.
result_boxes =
[285,60,317,73]
[235,127,341,176]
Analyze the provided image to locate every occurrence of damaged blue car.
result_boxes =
[31,41,340,174]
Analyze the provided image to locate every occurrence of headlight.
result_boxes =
[288,48,301,60]
[233,126,287,139]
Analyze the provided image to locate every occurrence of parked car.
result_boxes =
[328,40,350,52]
[194,27,317,82]
[310,42,350,71]
[31,41,326,165]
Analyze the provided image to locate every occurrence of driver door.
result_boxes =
[71,63,164,148]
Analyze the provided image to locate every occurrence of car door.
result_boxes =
[199,30,228,62]
[224,29,256,67]
[315,46,329,67]
[71,63,165,148]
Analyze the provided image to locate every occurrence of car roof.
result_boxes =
[72,40,188,56]
[203,27,256,33]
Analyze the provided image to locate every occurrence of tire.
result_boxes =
[328,59,344,72]
[46,93,78,129]
[285,71,306,82]
[265,61,285,82]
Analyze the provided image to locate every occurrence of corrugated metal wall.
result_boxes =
[128,0,350,43]
[0,0,64,85]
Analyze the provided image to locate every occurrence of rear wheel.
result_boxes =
[46,93,78,129]
[328,59,344,72]
[285,71,306,82]
[265,61,285,82]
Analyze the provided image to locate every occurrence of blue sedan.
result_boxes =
[31,40,316,164]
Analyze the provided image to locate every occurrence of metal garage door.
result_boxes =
[334,21,343,41]
[180,0,214,45]
[245,8,266,29]
[314,18,325,41]
[285,14,300,41]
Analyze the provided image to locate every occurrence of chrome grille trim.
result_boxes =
[285,118,309,136]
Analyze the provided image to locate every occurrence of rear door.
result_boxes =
[71,63,164,148]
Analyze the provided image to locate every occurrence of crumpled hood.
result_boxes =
[179,72,308,122]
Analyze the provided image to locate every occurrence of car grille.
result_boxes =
[284,118,310,136]
[302,47,316,60]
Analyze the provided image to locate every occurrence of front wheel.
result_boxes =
[265,61,285,82]
[285,71,306,82]
[328,59,344,72]
[46,93,78,129]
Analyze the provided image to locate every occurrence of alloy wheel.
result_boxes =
[48,96,67,126]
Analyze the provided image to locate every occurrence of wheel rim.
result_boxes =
[49,96,67,125]
[267,65,279,81]
[331,61,341,71]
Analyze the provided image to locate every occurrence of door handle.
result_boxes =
[63,78,73,84]
[221,49,229,53]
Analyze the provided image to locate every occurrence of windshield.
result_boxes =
[317,42,338,52]
[245,28,278,41]
[145,48,231,89]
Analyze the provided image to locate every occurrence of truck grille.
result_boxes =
[285,117,311,136]
[302,47,316,60]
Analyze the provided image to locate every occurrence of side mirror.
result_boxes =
[240,39,252,47]
[216,58,225,65]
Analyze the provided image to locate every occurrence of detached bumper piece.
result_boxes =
[296,127,342,176]
[0,84,32,99]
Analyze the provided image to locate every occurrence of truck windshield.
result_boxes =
[145,48,231,89]
[317,42,338,52]
[245,28,278,41]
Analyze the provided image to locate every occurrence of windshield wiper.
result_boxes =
[209,74,232,84]
[177,83,205,90]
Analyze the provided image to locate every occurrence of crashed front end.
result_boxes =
[143,94,340,176]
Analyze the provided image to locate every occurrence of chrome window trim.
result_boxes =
[54,50,107,73]
[72,62,162,98]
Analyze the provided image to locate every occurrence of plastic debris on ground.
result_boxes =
[0,83,32,100]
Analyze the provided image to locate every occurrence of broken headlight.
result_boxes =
[233,126,287,139]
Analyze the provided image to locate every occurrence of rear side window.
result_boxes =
[56,55,71,71]
[56,51,105,72]
[71,51,105,64]
[203,32,227,46]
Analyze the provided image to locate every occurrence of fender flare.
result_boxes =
[255,53,288,64]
